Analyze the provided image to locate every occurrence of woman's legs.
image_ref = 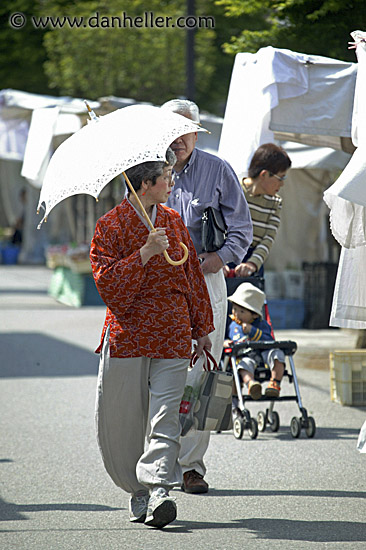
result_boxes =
[96,350,151,494]
[96,331,189,495]
[136,357,189,491]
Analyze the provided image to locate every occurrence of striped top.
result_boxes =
[242,185,282,270]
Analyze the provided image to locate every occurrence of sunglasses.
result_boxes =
[269,172,287,182]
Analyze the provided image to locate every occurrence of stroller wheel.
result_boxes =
[233,416,245,439]
[305,416,316,438]
[290,416,301,438]
[257,411,267,432]
[248,418,258,439]
[269,411,280,432]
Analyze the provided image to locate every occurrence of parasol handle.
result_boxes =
[162,245,188,266]
[122,172,188,266]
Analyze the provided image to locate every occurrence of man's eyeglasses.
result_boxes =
[269,172,287,182]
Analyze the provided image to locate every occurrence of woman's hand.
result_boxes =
[140,228,169,265]
[234,261,257,277]
[194,335,212,357]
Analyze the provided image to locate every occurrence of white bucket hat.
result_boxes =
[228,282,265,319]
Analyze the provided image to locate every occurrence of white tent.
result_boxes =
[219,46,357,178]
[218,46,357,271]
[0,89,101,262]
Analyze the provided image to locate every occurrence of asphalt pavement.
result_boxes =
[1,265,365,550]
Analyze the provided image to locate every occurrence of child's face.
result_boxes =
[232,304,257,324]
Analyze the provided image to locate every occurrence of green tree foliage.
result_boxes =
[40,0,217,108]
[217,0,366,62]
[8,1,365,114]
[0,0,49,93]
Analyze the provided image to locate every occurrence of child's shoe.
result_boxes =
[265,379,281,398]
[248,380,262,400]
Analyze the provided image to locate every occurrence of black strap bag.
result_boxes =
[201,206,227,253]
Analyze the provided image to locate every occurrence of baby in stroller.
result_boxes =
[225,282,285,400]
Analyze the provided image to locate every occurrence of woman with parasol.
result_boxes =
[90,147,214,529]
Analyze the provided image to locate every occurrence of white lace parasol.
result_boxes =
[37,104,206,226]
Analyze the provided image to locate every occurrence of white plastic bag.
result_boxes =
[179,353,207,436]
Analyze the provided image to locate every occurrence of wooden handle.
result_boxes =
[163,243,188,266]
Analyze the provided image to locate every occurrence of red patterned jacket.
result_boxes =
[90,198,214,358]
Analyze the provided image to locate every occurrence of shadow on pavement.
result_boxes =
[0,497,123,522]
[236,517,366,542]
[206,488,366,499]
[265,426,360,441]
[0,333,98,377]
[168,517,366,542]
[214,426,361,441]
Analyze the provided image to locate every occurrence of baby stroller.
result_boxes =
[223,276,316,440]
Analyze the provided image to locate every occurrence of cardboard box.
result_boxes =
[330,350,366,406]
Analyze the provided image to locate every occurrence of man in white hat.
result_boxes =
[227,282,285,400]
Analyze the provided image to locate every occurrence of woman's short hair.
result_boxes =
[248,143,292,179]
[124,148,176,192]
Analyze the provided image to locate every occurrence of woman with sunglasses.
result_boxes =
[227,142,292,278]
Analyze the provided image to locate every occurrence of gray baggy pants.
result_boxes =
[96,330,189,495]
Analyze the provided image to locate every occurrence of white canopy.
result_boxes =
[0,90,100,262]
[0,89,100,188]
[218,46,357,179]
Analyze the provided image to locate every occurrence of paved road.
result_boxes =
[1,266,365,550]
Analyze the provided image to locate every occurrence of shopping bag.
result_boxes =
[193,354,233,433]
[179,351,212,436]
[179,350,233,435]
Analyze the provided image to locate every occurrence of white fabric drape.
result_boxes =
[323,31,366,329]
[218,46,356,179]
[330,246,366,328]
[21,107,60,187]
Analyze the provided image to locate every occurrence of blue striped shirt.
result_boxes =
[228,317,273,342]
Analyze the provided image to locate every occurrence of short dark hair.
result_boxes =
[124,148,176,192]
[248,143,291,179]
